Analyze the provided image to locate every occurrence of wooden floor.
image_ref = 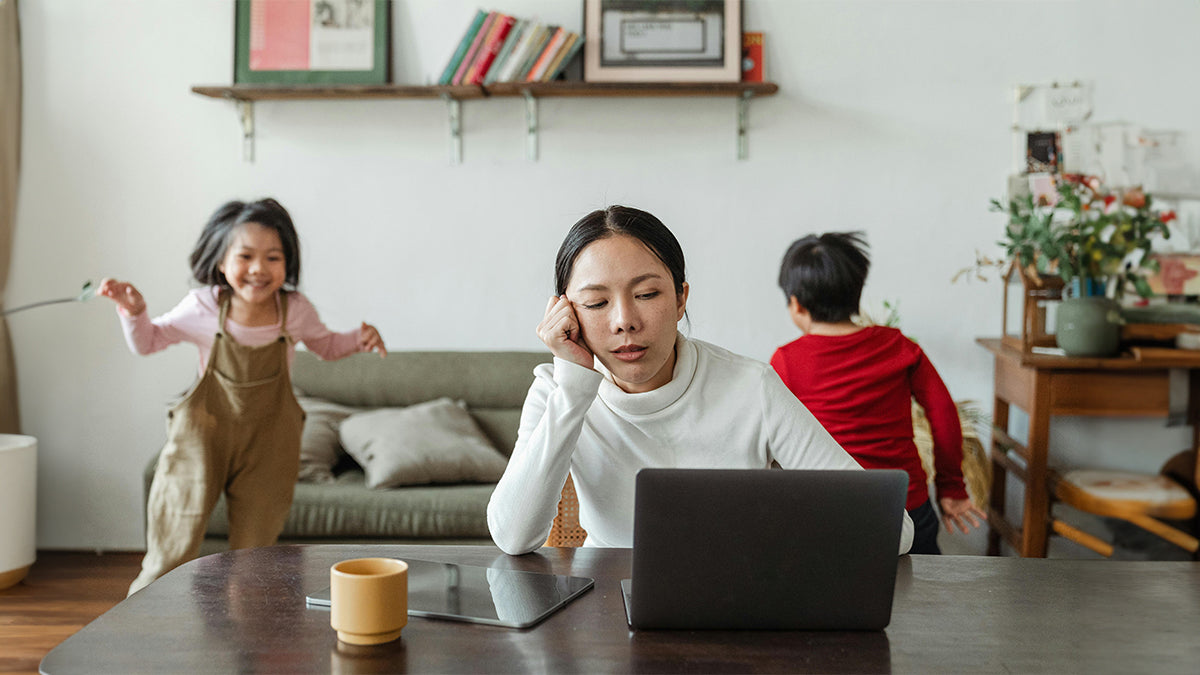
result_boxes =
[0,551,142,675]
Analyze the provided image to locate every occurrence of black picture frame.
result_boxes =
[234,0,390,85]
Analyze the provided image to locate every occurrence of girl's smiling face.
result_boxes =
[566,234,688,393]
[218,222,287,312]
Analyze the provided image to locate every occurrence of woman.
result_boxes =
[486,206,913,555]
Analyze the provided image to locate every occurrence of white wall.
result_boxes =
[11,0,1200,549]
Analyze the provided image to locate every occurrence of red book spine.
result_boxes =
[452,11,496,85]
[467,14,516,85]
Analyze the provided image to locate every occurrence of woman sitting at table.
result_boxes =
[486,205,914,555]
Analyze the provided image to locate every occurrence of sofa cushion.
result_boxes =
[297,396,357,484]
[339,398,510,489]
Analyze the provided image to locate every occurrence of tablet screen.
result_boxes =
[306,558,594,629]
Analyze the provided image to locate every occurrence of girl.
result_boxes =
[486,205,913,555]
[101,198,385,595]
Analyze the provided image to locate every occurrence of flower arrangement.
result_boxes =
[960,175,1178,299]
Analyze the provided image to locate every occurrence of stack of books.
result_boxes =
[438,9,584,86]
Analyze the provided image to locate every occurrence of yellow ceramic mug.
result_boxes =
[330,558,408,645]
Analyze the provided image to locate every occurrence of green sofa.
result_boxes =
[142,350,551,555]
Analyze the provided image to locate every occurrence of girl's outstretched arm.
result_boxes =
[358,322,386,357]
[97,278,146,317]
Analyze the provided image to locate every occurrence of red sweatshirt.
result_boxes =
[770,326,967,510]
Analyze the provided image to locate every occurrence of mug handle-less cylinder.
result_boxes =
[330,558,408,645]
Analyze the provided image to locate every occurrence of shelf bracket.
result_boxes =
[736,90,753,160]
[442,94,462,165]
[524,92,539,161]
[237,100,255,163]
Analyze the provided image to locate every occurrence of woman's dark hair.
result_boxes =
[554,205,687,297]
[189,198,301,291]
[777,231,870,323]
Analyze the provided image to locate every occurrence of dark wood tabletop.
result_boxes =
[41,545,1200,674]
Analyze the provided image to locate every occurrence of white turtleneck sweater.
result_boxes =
[487,334,915,555]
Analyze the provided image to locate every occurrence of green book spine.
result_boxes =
[438,9,487,85]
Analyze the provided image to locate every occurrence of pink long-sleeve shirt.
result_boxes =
[118,287,362,375]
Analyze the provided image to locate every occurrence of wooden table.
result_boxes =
[978,337,1200,557]
[40,544,1200,674]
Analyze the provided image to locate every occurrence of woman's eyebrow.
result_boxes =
[576,273,663,293]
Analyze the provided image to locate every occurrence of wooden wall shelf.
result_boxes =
[190,81,780,162]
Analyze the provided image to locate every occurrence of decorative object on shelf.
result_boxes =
[993,175,1176,300]
[583,0,742,83]
[959,175,1178,356]
[1055,295,1122,357]
[234,0,390,85]
[741,31,763,82]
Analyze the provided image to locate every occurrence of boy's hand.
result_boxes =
[939,496,987,534]
[359,322,386,358]
[536,295,594,370]
[97,278,146,317]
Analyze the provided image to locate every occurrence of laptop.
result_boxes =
[621,468,908,630]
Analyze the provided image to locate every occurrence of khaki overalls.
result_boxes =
[129,292,304,595]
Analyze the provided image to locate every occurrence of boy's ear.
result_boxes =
[787,296,811,333]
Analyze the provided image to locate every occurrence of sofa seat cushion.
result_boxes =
[205,470,498,539]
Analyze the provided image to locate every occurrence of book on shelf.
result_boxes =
[504,23,552,82]
[525,27,567,82]
[450,10,496,85]
[542,32,582,82]
[741,32,764,82]
[464,13,516,85]
[482,18,527,85]
[438,9,487,85]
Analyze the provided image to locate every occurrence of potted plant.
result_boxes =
[970,175,1177,356]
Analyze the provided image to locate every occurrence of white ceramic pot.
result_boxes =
[0,434,36,590]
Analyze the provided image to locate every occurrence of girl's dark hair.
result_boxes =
[189,198,301,291]
[554,205,687,297]
[777,231,870,323]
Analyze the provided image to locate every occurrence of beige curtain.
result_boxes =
[0,0,22,433]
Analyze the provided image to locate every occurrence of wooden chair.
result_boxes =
[544,473,588,548]
[1048,449,1198,558]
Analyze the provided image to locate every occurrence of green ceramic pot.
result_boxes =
[1056,297,1121,357]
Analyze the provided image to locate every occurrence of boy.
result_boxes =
[770,232,984,554]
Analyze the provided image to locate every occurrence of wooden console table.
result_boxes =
[978,338,1200,557]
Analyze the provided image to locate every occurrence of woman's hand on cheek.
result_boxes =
[536,295,594,370]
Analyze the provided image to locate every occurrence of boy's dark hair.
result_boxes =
[778,231,870,323]
[555,205,686,297]
[189,198,301,291]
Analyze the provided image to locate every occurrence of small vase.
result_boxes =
[1056,296,1121,357]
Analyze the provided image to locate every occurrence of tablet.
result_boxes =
[306,558,594,629]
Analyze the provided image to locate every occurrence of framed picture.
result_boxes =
[583,0,742,83]
[1025,131,1061,174]
[234,0,390,85]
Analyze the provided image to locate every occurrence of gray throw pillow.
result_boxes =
[297,396,357,484]
[339,398,509,489]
